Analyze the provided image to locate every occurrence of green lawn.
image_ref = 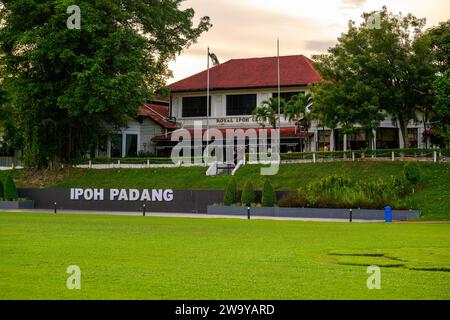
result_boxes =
[0,212,449,299]
[2,161,449,220]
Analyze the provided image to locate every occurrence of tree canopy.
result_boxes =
[432,69,450,147]
[252,97,285,129]
[0,0,211,167]
[427,20,450,73]
[312,7,437,147]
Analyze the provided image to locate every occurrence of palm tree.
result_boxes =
[252,97,285,129]
[284,93,313,150]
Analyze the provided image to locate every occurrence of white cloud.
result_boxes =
[169,0,450,82]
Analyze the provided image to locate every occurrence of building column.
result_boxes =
[418,127,424,149]
[330,129,335,152]
[107,138,112,158]
[122,132,126,158]
[311,130,318,152]
[372,129,377,150]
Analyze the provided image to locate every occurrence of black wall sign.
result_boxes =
[19,188,226,213]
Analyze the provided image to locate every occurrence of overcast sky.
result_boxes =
[168,0,449,83]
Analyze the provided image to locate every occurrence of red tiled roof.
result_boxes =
[139,103,177,129]
[152,127,312,142]
[169,55,322,92]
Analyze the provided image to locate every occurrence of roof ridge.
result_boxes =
[144,103,169,118]
[169,55,310,87]
[229,54,307,61]
[169,54,321,91]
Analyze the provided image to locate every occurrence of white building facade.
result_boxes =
[151,55,429,154]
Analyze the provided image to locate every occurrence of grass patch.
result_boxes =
[1,161,449,219]
[0,212,449,300]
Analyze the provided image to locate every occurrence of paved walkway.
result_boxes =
[1,209,383,223]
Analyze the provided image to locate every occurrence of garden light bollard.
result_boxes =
[142,204,146,217]
[54,202,57,214]
[433,151,437,163]
[349,208,353,222]
[385,206,392,223]
[392,152,395,161]
[352,152,355,162]
[247,206,251,220]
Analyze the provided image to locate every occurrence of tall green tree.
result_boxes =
[0,85,22,155]
[284,93,313,132]
[0,0,211,167]
[312,7,436,148]
[284,92,315,150]
[311,80,383,149]
[427,20,450,73]
[431,69,450,147]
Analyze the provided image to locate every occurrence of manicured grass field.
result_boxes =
[2,161,449,220]
[0,212,449,299]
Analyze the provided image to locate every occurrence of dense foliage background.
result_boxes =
[0,0,210,167]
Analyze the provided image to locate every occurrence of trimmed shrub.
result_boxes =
[0,179,4,200]
[241,180,255,206]
[278,192,308,208]
[404,162,421,185]
[224,178,237,206]
[261,180,276,207]
[4,175,18,201]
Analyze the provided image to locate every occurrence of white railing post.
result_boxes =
[392,152,395,162]
[352,152,355,162]
[147,160,150,168]
[313,153,316,163]
[433,151,437,163]
[89,160,92,169]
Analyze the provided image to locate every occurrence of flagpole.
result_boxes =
[277,38,281,129]
[206,47,210,164]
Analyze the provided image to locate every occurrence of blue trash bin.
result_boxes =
[385,206,392,223]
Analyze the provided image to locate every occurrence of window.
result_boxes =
[182,96,211,118]
[226,94,257,116]
[272,91,303,103]
[376,128,399,149]
[110,134,123,158]
[125,134,138,157]
[348,130,369,150]
[407,128,418,148]
[318,130,331,151]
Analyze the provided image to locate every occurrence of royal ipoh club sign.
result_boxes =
[70,188,174,202]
